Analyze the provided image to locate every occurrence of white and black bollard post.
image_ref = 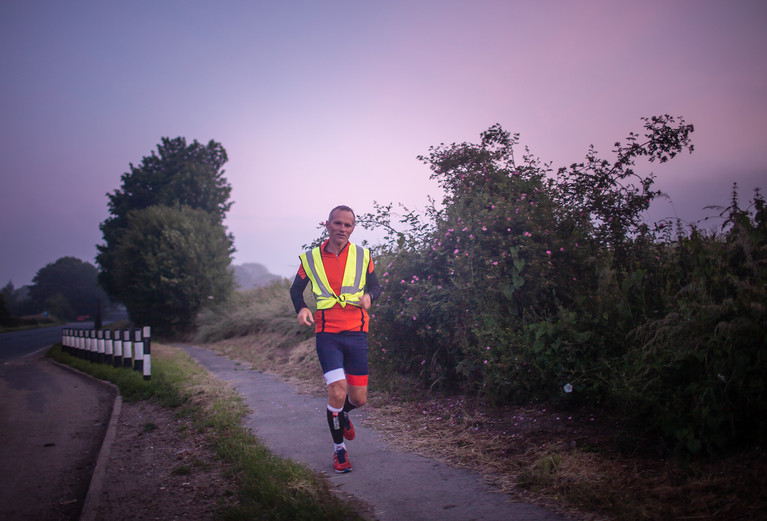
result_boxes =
[133,328,143,373]
[80,329,87,358]
[113,329,123,367]
[97,329,105,364]
[105,329,113,366]
[89,329,97,362]
[123,329,133,368]
[142,326,151,380]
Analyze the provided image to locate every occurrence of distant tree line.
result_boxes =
[1,256,108,326]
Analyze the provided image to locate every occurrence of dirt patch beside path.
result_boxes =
[91,400,238,521]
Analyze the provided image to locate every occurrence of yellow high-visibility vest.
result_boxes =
[299,243,370,310]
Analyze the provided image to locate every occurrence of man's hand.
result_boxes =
[297,307,315,327]
[359,293,372,310]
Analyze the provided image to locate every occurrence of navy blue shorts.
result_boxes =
[315,332,368,386]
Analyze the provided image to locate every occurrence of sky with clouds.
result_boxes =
[1,0,765,287]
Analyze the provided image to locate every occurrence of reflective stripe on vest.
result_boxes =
[299,243,370,309]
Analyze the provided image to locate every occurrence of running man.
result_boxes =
[289,205,382,473]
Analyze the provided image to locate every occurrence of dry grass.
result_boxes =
[201,333,767,521]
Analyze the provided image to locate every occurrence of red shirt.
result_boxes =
[296,240,375,333]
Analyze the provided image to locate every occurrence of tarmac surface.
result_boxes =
[0,350,116,521]
[180,344,571,521]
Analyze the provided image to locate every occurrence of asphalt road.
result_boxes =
[0,324,69,362]
[0,326,116,521]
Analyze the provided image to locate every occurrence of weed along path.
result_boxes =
[180,345,571,521]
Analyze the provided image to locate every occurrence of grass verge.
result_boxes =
[47,342,367,521]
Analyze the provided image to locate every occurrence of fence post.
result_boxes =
[142,326,151,380]
[123,329,133,368]
[97,329,105,364]
[105,329,113,366]
[133,328,143,373]
[113,329,122,367]
[89,329,97,362]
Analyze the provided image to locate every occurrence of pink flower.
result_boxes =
[546,250,552,255]
[454,248,460,254]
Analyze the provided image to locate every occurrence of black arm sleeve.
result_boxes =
[365,269,383,303]
[289,273,310,314]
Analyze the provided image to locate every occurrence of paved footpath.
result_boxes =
[180,345,571,521]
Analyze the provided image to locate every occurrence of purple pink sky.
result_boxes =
[2,0,766,286]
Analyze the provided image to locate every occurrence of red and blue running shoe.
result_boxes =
[343,416,355,441]
[334,447,352,473]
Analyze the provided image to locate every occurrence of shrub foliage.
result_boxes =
[360,116,765,455]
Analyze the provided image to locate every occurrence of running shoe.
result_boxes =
[333,448,352,473]
[343,415,356,441]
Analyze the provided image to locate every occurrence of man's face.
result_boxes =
[326,209,355,246]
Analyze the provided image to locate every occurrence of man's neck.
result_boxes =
[325,239,348,256]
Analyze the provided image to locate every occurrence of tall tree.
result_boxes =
[29,257,107,320]
[97,137,233,299]
[111,205,234,335]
